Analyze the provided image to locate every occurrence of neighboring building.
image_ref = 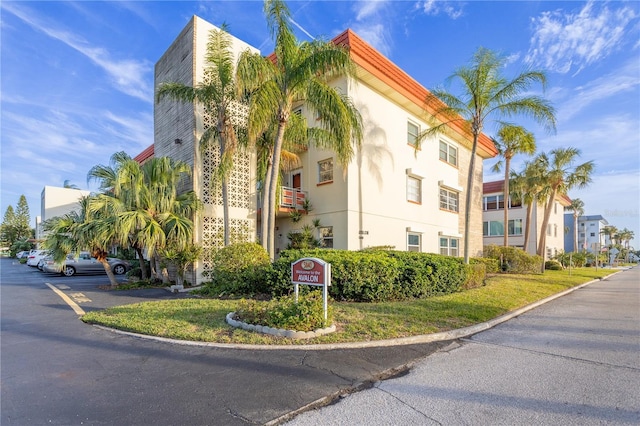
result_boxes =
[569,214,609,253]
[37,186,91,242]
[482,180,570,260]
[149,16,497,284]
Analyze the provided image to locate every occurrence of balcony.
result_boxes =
[280,186,307,210]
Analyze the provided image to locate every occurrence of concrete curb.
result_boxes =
[92,270,624,351]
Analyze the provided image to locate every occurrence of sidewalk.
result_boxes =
[283,267,640,425]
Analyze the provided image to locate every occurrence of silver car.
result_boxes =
[43,252,130,277]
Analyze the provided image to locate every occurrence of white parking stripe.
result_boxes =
[45,283,85,316]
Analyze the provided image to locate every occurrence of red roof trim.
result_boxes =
[332,29,498,157]
[134,144,154,164]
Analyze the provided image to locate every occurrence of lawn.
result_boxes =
[82,268,615,345]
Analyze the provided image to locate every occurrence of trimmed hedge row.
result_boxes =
[269,249,471,302]
[483,245,543,274]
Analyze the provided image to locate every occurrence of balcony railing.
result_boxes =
[280,186,307,210]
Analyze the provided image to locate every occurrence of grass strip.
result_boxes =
[82,268,615,345]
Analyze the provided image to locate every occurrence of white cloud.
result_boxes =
[351,1,393,56]
[525,1,638,74]
[2,2,152,102]
[416,0,464,20]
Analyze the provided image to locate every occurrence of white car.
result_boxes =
[26,250,49,267]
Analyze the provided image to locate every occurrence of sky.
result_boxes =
[1,0,639,247]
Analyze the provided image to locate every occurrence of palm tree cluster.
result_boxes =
[44,152,201,287]
[158,0,362,261]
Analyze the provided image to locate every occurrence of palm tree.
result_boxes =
[536,148,594,267]
[43,196,121,287]
[491,124,536,247]
[601,225,618,247]
[63,179,80,189]
[565,198,585,252]
[237,0,363,260]
[88,153,201,281]
[157,26,245,247]
[420,48,556,263]
[510,157,549,254]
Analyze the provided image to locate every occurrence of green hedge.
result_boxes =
[483,245,543,274]
[267,249,469,302]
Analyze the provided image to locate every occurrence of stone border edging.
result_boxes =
[225,312,336,339]
[91,270,623,350]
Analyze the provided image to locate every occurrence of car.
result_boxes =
[26,250,50,267]
[42,252,130,277]
[15,251,29,259]
[37,255,53,271]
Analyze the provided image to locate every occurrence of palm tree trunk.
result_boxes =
[523,202,534,254]
[99,258,119,287]
[134,246,147,280]
[463,132,479,264]
[503,157,511,247]
[537,188,558,270]
[261,158,273,252]
[222,178,230,246]
[267,121,287,261]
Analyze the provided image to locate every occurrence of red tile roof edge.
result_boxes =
[134,144,154,163]
[333,29,498,158]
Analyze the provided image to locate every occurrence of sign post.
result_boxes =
[291,257,331,321]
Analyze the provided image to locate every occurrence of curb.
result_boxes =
[92,270,623,351]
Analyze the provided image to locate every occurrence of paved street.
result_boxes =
[287,267,640,425]
[0,258,445,425]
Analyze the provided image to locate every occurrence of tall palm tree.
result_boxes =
[43,196,121,287]
[237,0,363,260]
[565,198,585,252]
[536,148,594,267]
[510,157,549,254]
[157,26,245,247]
[491,124,536,247]
[601,225,619,247]
[420,47,556,263]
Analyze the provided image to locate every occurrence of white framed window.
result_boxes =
[407,121,419,147]
[554,224,558,237]
[439,140,458,166]
[407,233,421,252]
[318,158,333,184]
[547,224,552,236]
[440,237,459,256]
[319,226,333,248]
[407,175,422,203]
[439,188,459,212]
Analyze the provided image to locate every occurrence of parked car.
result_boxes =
[26,250,50,267]
[15,251,29,259]
[37,255,52,271]
[42,252,130,277]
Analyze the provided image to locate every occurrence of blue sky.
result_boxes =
[1,1,639,246]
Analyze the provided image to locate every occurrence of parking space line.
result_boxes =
[45,283,85,316]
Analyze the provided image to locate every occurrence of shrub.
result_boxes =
[267,249,467,302]
[235,291,333,331]
[463,263,486,289]
[200,243,271,296]
[471,257,500,274]
[545,260,563,270]
[483,245,543,274]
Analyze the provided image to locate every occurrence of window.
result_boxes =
[439,141,458,166]
[407,233,421,252]
[554,224,558,237]
[483,195,505,210]
[440,188,459,212]
[407,176,421,203]
[590,232,595,237]
[407,121,419,147]
[319,226,333,248]
[318,158,333,184]
[440,237,459,256]
[483,219,523,236]
[547,224,552,236]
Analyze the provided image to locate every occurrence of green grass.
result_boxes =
[82,268,615,345]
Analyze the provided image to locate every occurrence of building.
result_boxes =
[568,214,609,253]
[149,16,497,284]
[482,180,570,260]
[37,185,91,242]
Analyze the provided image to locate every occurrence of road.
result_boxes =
[287,267,640,425]
[0,258,445,425]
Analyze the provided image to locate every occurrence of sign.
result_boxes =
[291,257,332,321]
[291,258,329,286]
